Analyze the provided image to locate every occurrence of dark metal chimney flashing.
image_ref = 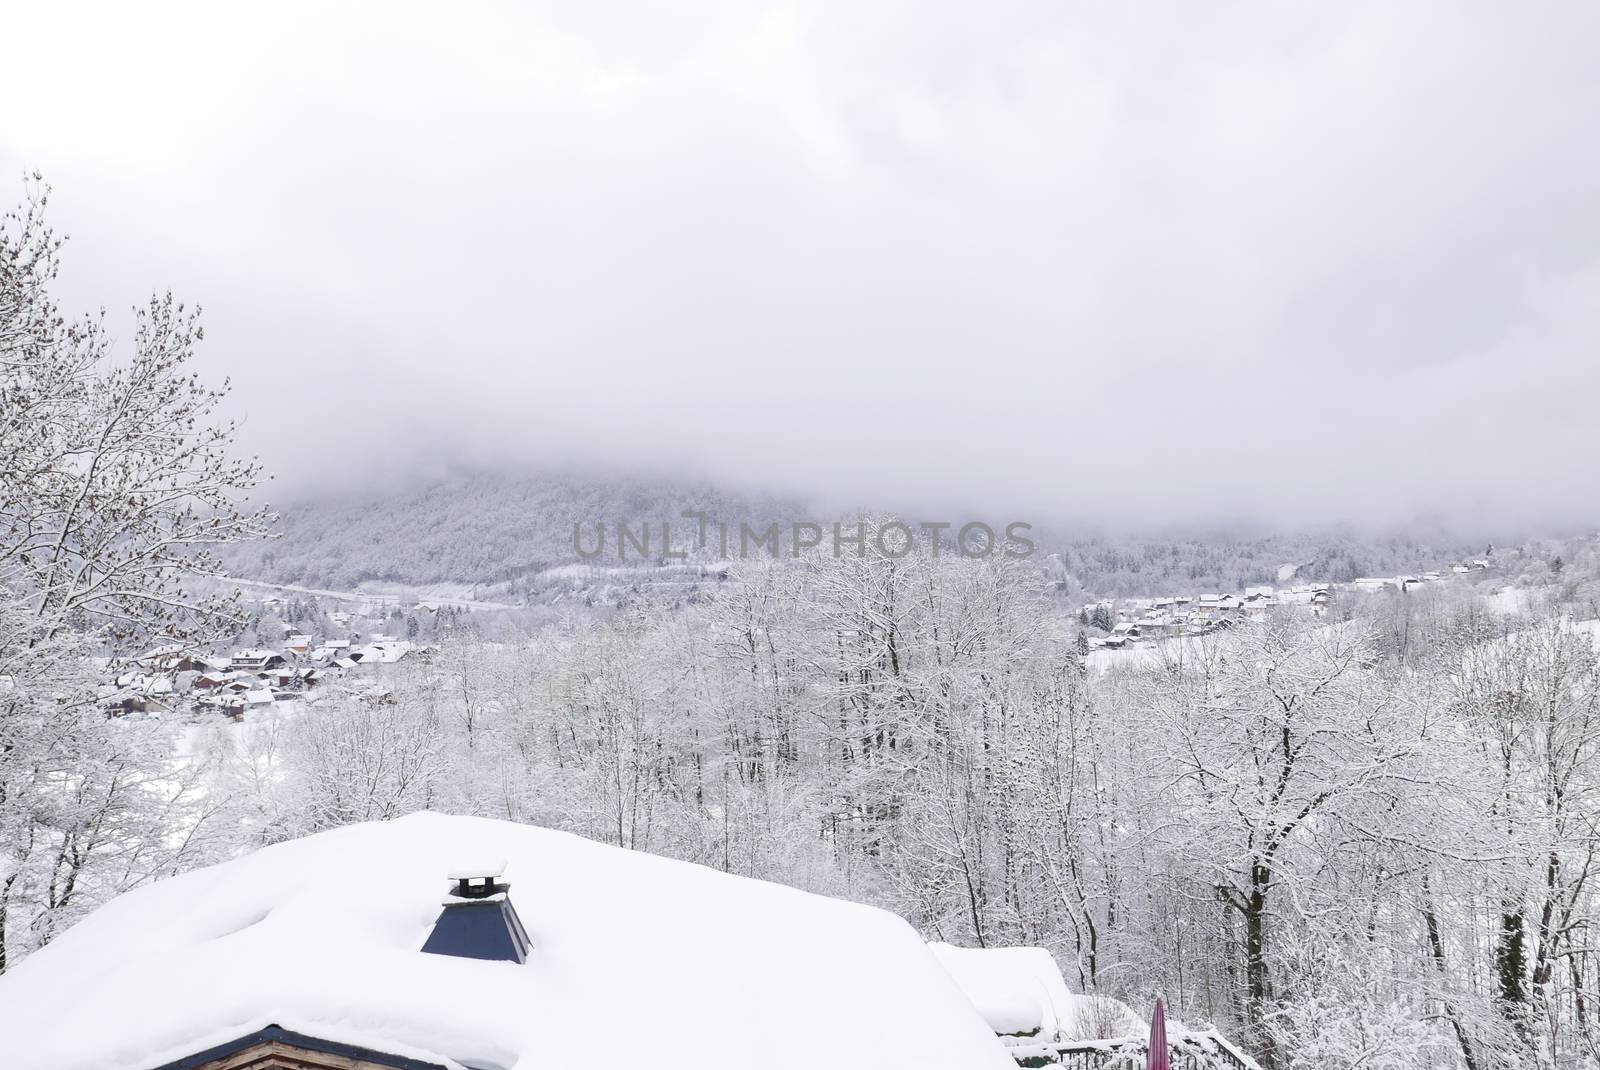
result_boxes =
[420,861,531,964]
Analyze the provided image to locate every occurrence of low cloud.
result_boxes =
[5,1,1598,531]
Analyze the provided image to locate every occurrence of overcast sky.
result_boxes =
[3,1,1597,531]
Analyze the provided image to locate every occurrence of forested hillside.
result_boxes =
[218,472,801,591]
[221,471,1486,599]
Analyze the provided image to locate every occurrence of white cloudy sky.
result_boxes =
[3,1,1597,530]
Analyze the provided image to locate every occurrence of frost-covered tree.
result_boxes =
[1133,618,1416,1064]
[0,178,271,971]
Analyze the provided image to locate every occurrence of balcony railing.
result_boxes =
[1005,1028,1260,1070]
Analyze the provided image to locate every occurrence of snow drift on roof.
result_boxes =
[928,942,1145,1042]
[0,812,1011,1070]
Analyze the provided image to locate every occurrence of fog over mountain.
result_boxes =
[210,465,1492,604]
[5,2,1599,530]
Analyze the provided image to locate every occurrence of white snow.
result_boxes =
[928,943,1144,1042]
[446,859,507,881]
[0,813,1012,1070]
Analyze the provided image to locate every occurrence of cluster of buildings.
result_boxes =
[1084,585,1332,650]
[1085,558,1493,651]
[98,633,431,718]
[1350,557,1493,592]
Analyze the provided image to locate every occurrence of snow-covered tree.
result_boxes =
[0,179,271,971]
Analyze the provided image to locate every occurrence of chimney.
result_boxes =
[450,871,506,899]
[420,860,531,964]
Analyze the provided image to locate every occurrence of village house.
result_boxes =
[1135,614,1181,638]
[1194,595,1244,618]
[190,670,229,691]
[1243,598,1279,617]
[230,649,288,672]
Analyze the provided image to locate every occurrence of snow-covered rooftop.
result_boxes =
[0,813,1011,1070]
[928,942,1144,1043]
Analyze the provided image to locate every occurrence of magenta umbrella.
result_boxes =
[1146,998,1169,1070]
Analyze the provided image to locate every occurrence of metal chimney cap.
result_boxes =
[446,859,506,882]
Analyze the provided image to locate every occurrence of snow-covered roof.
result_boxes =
[928,943,1144,1043]
[0,813,1010,1070]
[332,641,414,662]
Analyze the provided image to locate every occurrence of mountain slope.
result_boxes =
[224,470,1487,603]
[221,472,799,593]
